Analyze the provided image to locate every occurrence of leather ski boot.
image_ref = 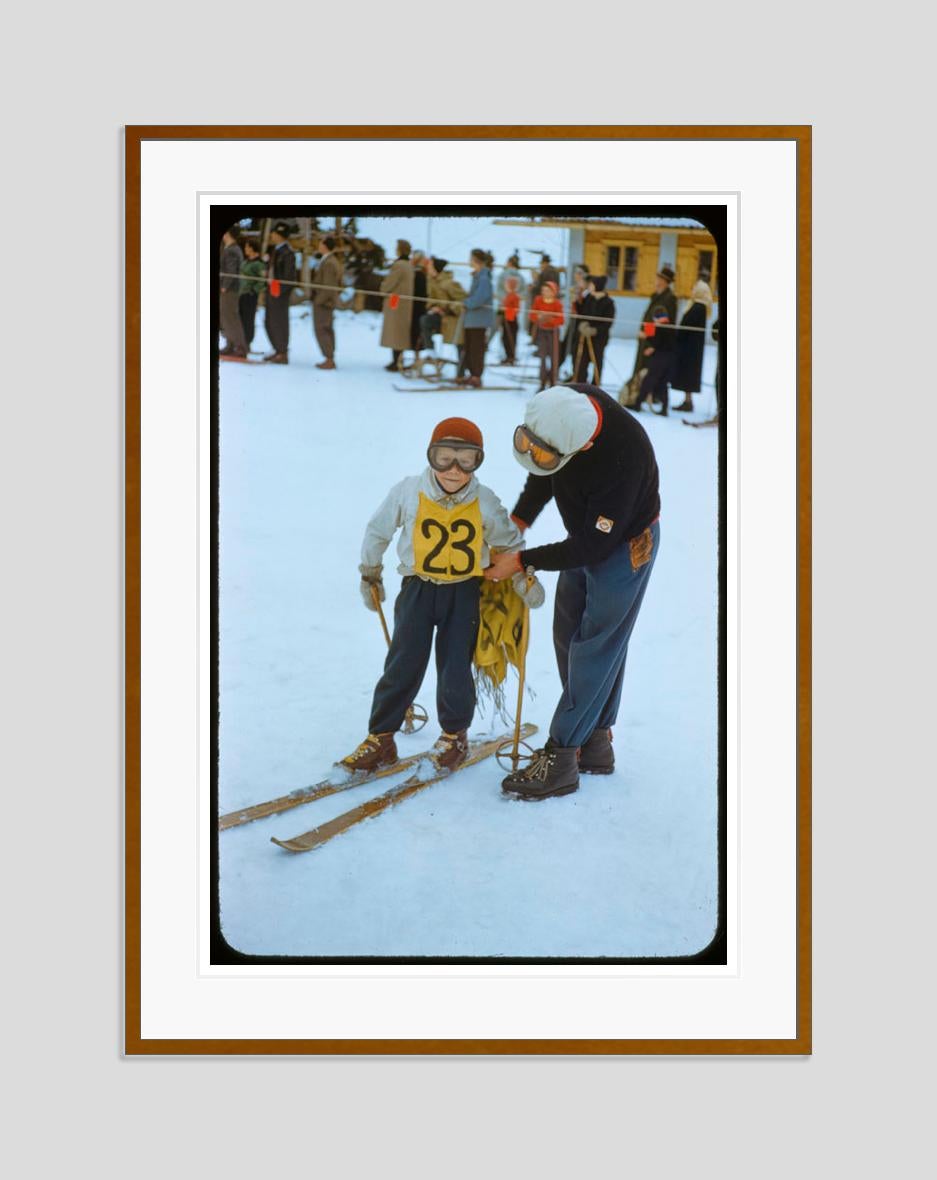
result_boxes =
[578,728,614,775]
[338,732,398,773]
[431,730,469,773]
[501,741,579,800]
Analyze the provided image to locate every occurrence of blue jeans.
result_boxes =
[549,521,660,748]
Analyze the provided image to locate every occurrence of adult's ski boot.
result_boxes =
[578,728,615,775]
[501,741,580,800]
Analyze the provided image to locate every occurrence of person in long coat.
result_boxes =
[671,277,713,412]
[623,264,678,406]
[410,250,428,353]
[380,240,415,370]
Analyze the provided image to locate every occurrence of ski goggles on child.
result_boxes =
[427,441,485,473]
[512,424,564,471]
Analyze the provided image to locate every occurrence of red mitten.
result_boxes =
[645,322,656,338]
[270,279,281,297]
[389,293,400,309]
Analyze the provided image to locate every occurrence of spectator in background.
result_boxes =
[627,264,677,407]
[575,275,615,384]
[238,239,266,354]
[263,221,297,364]
[410,250,428,355]
[219,227,247,358]
[496,254,527,365]
[380,239,415,371]
[560,263,589,372]
[455,248,495,388]
[528,253,561,336]
[500,275,522,366]
[420,257,466,357]
[530,279,565,391]
[311,233,344,371]
[671,273,713,412]
[530,253,561,299]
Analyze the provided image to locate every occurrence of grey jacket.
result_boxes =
[361,468,524,582]
[221,242,243,294]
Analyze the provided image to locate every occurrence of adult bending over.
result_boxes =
[484,384,661,800]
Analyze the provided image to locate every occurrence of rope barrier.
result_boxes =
[219,272,714,333]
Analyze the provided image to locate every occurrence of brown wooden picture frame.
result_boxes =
[125,125,811,1055]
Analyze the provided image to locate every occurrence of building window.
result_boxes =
[698,249,715,283]
[605,244,639,291]
[622,246,638,291]
[606,246,620,287]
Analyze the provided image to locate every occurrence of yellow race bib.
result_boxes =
[412,492,484,582]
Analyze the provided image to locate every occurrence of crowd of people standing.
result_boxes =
[219,225,716,413]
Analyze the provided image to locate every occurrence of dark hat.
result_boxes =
[224,224,241,241]
[541,254,552,263]
[272,220,293,237]
[431,256,448,273]
[657,265,676,283]
[591,275,608,292]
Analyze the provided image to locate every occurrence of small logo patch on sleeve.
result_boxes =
[595,516,614,533]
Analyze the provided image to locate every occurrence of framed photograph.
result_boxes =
[125,125,810,1054]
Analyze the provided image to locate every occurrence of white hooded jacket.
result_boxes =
[361,467,525,582]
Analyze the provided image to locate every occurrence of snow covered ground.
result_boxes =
[218,305,719,959]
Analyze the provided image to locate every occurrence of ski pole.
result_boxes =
[586,332,600,383]
[370,585,428,733]
[573,333,586,383]
[498,568,537,772]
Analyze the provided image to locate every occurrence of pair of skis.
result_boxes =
[218,724,537,854]
[393,383,519,393]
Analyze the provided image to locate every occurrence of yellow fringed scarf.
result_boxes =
[474,578,530,720]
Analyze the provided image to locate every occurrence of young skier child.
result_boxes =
[529,279,565,390]
[340,417,544,774]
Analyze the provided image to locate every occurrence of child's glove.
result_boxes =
[359,564,385,611]
[512,570,546,609]
[579,323,597,338]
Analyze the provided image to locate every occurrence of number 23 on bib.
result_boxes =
[412,492,484,581]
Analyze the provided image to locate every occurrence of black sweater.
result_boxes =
[513,385,660,572]
[582,292,616,345]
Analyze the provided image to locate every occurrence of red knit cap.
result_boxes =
[431,417,483,447]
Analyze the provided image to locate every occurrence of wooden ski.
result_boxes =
[271,724,537,854]
[219,744,441,832]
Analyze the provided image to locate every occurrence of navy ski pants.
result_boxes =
[369,576,480,736]
[549,521,660,748]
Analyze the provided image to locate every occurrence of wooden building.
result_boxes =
[493,217,718,338]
